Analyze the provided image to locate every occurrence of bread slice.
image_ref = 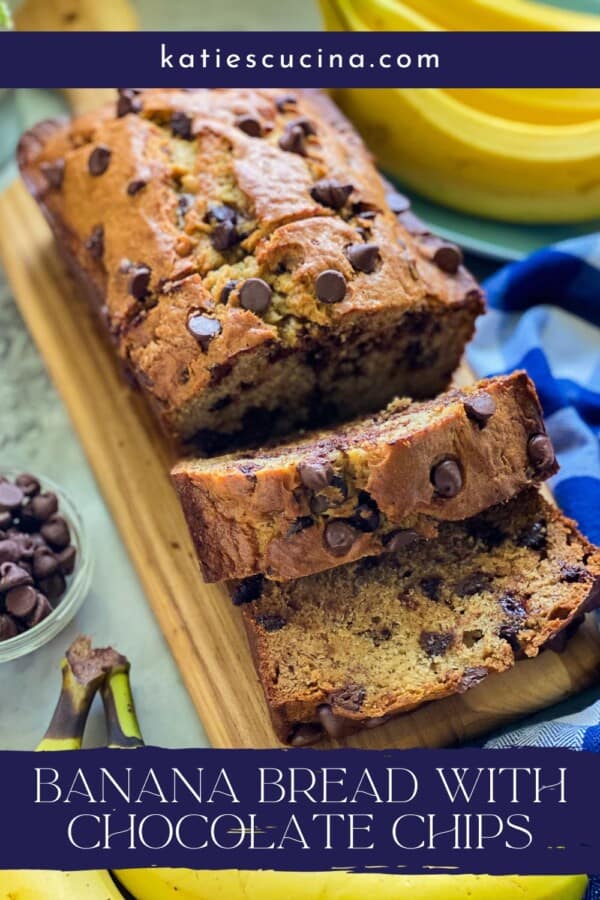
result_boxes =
[18,89,482,450]
[238,489,600,745]
[173,372,558,582]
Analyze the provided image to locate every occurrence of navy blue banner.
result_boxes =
[0,31,599,88]
[1,746,599,873]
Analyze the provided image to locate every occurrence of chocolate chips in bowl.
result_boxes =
[0,469,92,662]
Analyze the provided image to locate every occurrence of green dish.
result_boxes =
[397,188,600,262]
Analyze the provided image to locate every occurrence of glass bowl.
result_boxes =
[0,467,93,663]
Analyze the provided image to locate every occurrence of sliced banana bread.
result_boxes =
[173,372,557,582]
[238,489,600,745]
[18,89,482,449]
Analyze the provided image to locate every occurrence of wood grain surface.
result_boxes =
[1,178,599,749]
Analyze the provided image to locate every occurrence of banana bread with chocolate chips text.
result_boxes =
[173,372,557,582]
[239,489,600,745]
[18,89,483,449]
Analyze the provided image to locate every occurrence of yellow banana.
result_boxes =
[396,0,600,31]
[322,0,600,222]
[342,0,600,124]
[0,869,125,900]
[116,869,588,899]
[0,638,127,900]
[110,669,587,900]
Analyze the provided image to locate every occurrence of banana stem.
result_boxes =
[37,636,129,752]
[101,661,145,749]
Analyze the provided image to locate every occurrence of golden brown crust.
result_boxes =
[239,490,600,745]
[172,373,558,582]
[18,89,483,447]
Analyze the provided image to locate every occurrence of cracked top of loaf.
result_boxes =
[18,89,483,442]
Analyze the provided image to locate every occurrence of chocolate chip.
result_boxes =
[0,561,33,592]
[289,116,316,135]
[420,576,443,601]
[431,459,463,498]
[40,515,70,550]
[278,124,307,155]
[386,189,411,214]
[32,548,59,580]
[232,574,264,606]
[88,145,111,176]
[37,572,66,602]
[297,460,334,492]
[240,278,272,313]
[420,630,454,657]
[276,93,297,111]
[15,535,35,559]
[85,225,104,260]
[433,242,463,274]
[287,516,315,537]
[289,723,323,746]
[220,279,238,303]
[26,592,53,628]
[129,265,152,300]
[458,666,488,693]
[310,178,353,210]
[56,545,77,576]
[527,433,555,470]
[211,220,238,251]
[235,115,263,137]
[499,592,527,648]
[116,88,142,117]
[346,242,380,274]
[517,520,547,552]
[317,706,359,739]
[309,475,348,514]
[0,540,20,564]
[500,592,527,619]
[350,494,380,533]
[454,571,492,597]
[40,159,65,190]
[15,474,40,498]
[467,519,506,550]
[255,614,286,632]
[127,178,147,196]
[0,482,23,511]
[315,269,346,304]
[559,562,590,583]
[323,520,357,557]
[26,492,58,523]
[187,314,222,351]
[0,614,18,642]
[330,683,366,712]
[5,585,37,619]
[171,111,194,140]
[384,529,419,553]
[464,392,496,427]
[205,204,236,224]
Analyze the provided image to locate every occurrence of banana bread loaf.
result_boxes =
[238,489,600,745]
[173,372,557,582]
[18,89,483,449]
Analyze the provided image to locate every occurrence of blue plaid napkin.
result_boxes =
[467,235,600,897]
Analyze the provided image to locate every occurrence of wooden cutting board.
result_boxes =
[1,178,599,749]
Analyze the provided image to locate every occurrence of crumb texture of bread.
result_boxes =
[173,372,558,582]
[240,489,600,745]
[18,88,483,447]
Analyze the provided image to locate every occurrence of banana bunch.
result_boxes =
[0,639,588,900]
[320,0,600,223]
